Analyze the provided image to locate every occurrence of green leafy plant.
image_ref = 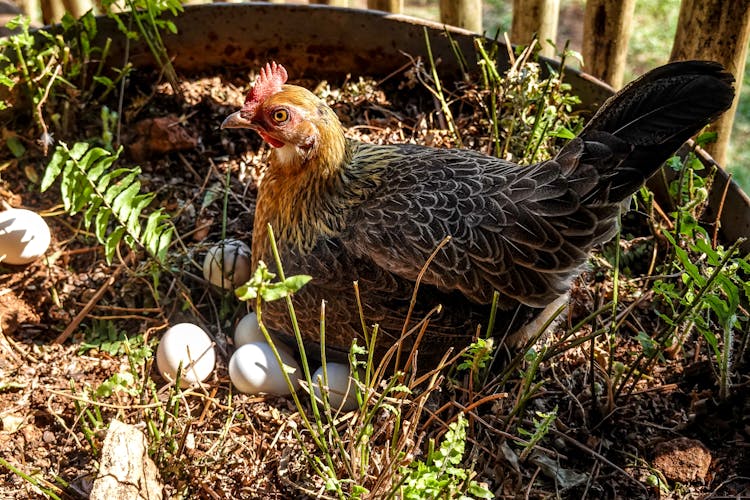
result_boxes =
[234,225,487,499]
[70,379,107,451]
[95,371,139,398]
[100,0,183,94]
[145,371,185,465]
[474,38,583,163]
[654,239,747,398]
[517,406,557,461]
[457,337,494,386]
[235,260,312,303]
[41,141,173,263]
[419,31,582,162]
[0,13,121,152]
[399,415,493,499]
[58,11,123,101]
[0,457,63,500]
[237,253,354,497]
[79,319,152,364]
[619,148,750,400]
[422,28,463,147]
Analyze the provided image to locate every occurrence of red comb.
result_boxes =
[241,62,288,117]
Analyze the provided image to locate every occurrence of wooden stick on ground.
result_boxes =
[53,253,134,344]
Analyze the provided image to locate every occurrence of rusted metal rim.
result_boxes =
[93,3,615,109]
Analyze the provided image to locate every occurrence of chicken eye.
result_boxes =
[271,108,289,124]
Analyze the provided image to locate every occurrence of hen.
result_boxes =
[222,60,734,363]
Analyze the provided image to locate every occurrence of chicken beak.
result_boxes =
[221,111,255,130]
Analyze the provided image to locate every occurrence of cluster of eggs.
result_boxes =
[228,311,300,395]
[229,312,359,410]
[154,240,358,411]
[0,207,358,408]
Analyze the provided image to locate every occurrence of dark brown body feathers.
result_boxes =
[225,60,735,361]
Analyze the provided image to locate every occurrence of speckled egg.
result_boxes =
[202,239,251,289]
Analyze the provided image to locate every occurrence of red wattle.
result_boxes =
[260,132,285,148]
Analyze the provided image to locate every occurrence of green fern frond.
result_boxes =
[42,141,173,263]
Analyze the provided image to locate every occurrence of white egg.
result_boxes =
[202,239,251,289]
[234,312,264,346]
[311,363,359,411]
[229,342,300,395]
[0,208,51,265]
[233,312,289,351]
[156,323,216,388]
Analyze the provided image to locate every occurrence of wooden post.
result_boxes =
[440,0,482,33]
[510,0,560,58]
[61,0,89,19]
[582,0,636,89]
[670,0,750,167]
[39,0,65,24]
[367,0,402,13]
[309,0,349,6]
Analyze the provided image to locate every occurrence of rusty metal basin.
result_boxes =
[92,3,749,251]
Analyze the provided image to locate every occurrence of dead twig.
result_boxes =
[712,171,732,249]
[35,64,61,155]
[549,427,650,495]
[53,252,136,344]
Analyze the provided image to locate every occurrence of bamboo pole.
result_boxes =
[61,0,88,19]
[510,0,560,58]
[367,0,402,13]
[670,0,750,167]
[440,0,482,33]
[39,0,65,24]
[582,0,636,89]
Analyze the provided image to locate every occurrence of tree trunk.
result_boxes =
[582,0,635,89]
[511,0,560,58]
[670,0,750,167]
[440,0,482,33]
[367,0,402,13]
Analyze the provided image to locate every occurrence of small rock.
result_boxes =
[90,420,163,500]
[193,215,213,242]
[128,114,198,162]
[1,414,25,433]
[652,437,711,483]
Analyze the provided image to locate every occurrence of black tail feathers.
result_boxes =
[575,60,735,203]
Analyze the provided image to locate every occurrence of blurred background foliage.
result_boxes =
[2,0,748,190]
